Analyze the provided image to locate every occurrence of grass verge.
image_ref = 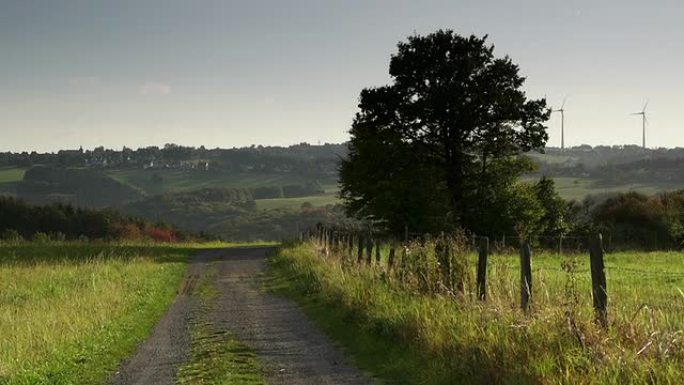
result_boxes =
[268,242,684,385]
[0,243,192,385]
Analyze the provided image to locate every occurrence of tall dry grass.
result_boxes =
[272,240,684,384]
[0,244,187,385]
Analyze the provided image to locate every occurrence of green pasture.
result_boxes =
[0,168,25,196]
[527,176,680,201]
[0,168,25,184]
[0,241,268,385]
[107,169,332,196]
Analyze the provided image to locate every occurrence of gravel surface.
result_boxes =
[110,246,375,385]
[109,252,211,385]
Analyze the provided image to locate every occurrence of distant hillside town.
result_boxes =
[0,142,346,176]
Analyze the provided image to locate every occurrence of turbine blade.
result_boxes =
[561,97,567,109]
[642,100,649,112]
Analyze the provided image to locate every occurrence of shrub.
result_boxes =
[113,223,144,240]
[33,232,50,243]
[1,229,23,242]
[49,232,66,242]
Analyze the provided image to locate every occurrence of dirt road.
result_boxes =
[110,247,374,385]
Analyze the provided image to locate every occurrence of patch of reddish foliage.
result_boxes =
[147,227,178,243]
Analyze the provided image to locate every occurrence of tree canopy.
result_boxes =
[340,30,551,236]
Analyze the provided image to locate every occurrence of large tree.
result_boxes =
[340,30,550,236]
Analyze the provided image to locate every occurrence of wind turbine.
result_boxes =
[631,101,648,149]
[552,98,567,150]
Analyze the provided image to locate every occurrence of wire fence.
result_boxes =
[298,225,684,329]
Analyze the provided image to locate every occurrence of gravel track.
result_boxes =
[110,246,375,385]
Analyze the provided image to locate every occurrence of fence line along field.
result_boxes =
[270,228,684,384]
[0,242,199,384]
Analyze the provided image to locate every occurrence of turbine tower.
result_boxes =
[552,98,566,150]
[631,101,648,149]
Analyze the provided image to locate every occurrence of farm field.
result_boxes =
[0,167,25,196]
[0,168,25,184]
[255,192,339,210]
[0,241,260,385]
[2,165,681,208]
[523,176,681,201]
[106,169,333,196]
[270,241,684,384]
[255,184,340,210]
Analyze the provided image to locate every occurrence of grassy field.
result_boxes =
[107,167,679,204]
[255,193,339,210]
[550,176,681,201]
[0,241,263,385]
[106,169,332,196]
[269,242,684,384]
[255,184,340,210]
[0,168,26,184]
[0,167,25,196]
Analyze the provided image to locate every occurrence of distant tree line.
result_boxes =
[533,145,684,181]
[0,197,192,242]
[0,142,345,177]
[568,190,684,250]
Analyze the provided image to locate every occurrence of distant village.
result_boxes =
[3,142,684,184]
[0,143,345,176]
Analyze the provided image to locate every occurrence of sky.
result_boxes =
[2,0,684,152]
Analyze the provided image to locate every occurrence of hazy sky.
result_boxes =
[2,0,684,152]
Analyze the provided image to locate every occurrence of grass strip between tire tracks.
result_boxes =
[177,262,265,385]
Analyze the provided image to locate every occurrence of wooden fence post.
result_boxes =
[330,230,337,253]
[388,243,396,270]
[357,235,364,264]
[375,240,382,264]
[365,237,373,265]
[477,236,489,301]
[435,235,450,289]
[520,241,532,311]
[589,233,608,328]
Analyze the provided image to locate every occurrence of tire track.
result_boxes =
[110,246,375,385]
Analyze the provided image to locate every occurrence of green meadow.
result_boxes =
[549,176,682,201]
[255,184,340,210]
[0,168,25,184]
[0,241,265,385]
[0,168,25,196]
[106,169,331,196]
[4,164,682,209]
